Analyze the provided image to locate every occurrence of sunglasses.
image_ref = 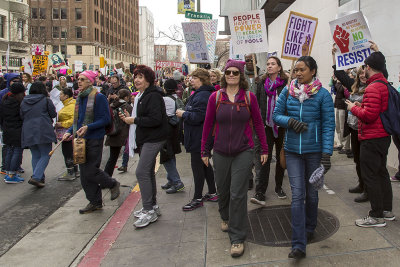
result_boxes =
[245,59,252,63]
[78,78,88,82]
[225,70,240,76]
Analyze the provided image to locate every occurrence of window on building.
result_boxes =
[39,26,46,38]
[52,45,59,53]
[53,8,59,19]
[61,45,67,56]
[61,8,67,19]
[53,26,60,38]
[339,0,352,6]
[75,8,82,20]
[75,27,82,38]
[40,8,46,19]
[18,20,24,40]
[95,46,99,56]
[31,26,39,38]
[76,45,82,55]
[0,16,4,38]
[61,28,67,38]
[31,8,38,19]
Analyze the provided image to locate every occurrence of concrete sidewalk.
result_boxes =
[99,152,400,266]
[2,150,400,266]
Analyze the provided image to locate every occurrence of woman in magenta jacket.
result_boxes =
[201,60,268,258]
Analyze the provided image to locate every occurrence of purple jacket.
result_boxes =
[201,88,268,157]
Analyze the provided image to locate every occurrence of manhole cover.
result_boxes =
[247,205,340,247]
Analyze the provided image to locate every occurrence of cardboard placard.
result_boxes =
[228,10,269,55]
[329,11,372,70]
[49,52,68,70]
[32,55,49,76]
[281,11,318,60]
[182,22,209,64]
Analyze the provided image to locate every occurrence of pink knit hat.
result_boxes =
[80,70,98,84]
[224,59,246,74]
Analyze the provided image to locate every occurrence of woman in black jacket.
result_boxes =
[121,65,168,228]
[176,68,217,211]
[0,83,25,183]
[252,56,289,205]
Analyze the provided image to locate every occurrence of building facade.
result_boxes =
[155,44,182,63]
[139,6,154,68]
[28,0,140,72]
[0,0,30,72]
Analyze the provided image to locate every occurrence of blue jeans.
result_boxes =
[285,151,321,253]
[5,146,23,175]
[122,150,129,167]
[30,143,52,181]
[163,156,182,185]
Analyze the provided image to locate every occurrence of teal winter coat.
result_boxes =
[273,86,335,155]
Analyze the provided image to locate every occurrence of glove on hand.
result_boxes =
[321,153,331,174]
[288,118,308,133]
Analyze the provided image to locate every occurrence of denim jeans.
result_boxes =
[285,151,321,253]
[122,151,129,167]
[5,146,23,175]
[163,156,182,185]
[30,143,52,181]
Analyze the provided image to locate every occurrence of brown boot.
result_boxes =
[221,221,228,232]
[230,243,244,257]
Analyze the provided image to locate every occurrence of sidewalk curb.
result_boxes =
[77,184,141,267]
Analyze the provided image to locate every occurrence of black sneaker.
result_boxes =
[117,166,127,173]
[333,145,343,151]
[161,182,172,190]
[79,202,103,214]
[338,149,350,154]
[288,248,306,259]
[250,192,265,205]
[166,182,185,194]
[248,179,254,190]
[276,188,287,199]
[202,193,219,202]
[182,199,203,211]
[346,151,354,158]
[110,181,120,200]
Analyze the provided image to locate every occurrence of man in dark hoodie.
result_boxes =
[0,73,22,173]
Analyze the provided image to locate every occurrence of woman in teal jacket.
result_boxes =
[273,56,335,259]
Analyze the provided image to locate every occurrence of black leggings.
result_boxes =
[104,146,122,177]
[190,152,216,199]
[349,128,363,189]
[62,141,74,168]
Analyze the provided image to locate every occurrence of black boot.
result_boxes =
[354,191,368,203]
[248,179,254,190]
[349,184,363,194]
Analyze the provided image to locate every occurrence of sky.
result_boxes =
[139,0,224,45]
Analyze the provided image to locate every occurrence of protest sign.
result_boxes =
[32,55,49,76]
[178,0,195,14]
[31,44,45,55]
[49,88,64,113]
[201,20,218,64]
[115,62,124,70]
[228,10,269,56]
[182,22,209,64]
[229,42,245,61]
[281,11,318,60]
[49,52,68,70]
[22,57,34,75]
[329,11,372,70]
[74,60,83,72]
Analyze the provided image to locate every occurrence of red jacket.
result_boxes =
[351,73,389,141]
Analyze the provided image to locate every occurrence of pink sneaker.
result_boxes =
[203,193,219,202]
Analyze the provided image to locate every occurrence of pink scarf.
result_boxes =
[289,78,322,103]
[264,76,285,138]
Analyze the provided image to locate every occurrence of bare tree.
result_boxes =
[155,24,185,44]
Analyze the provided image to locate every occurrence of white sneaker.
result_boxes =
[383,211,396,221]
[355,215,386,227]
[133,210,158,228]
[134,205,161,218]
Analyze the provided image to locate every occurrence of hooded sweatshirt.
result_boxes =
[0,73,21,103]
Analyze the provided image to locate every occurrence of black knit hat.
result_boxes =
[364,52,386,73]
[163,79,178,92]
[10,82,25,95]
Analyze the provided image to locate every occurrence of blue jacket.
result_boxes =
[20,94,57,148]
[182,85,214,153]
[273,86,335,155]
[67,90,111,140]
[0,73,21,103]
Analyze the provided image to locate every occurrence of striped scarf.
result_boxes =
[264,76,285,138]
[72,86,97,135]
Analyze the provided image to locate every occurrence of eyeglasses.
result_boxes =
[225,70,240,76]
[78,78,88,82]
